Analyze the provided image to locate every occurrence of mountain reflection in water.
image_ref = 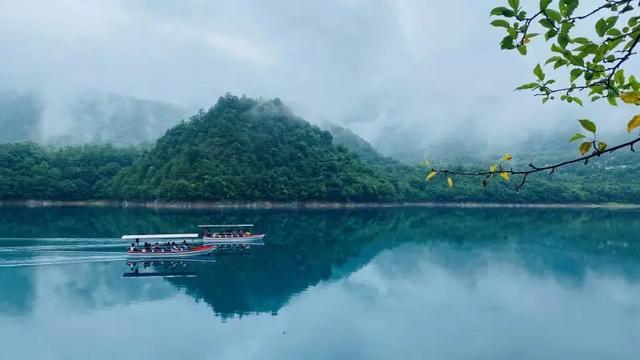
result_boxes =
[0,207,639,359]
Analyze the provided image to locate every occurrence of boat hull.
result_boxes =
[203,234,265,245]
[127,245,216,259]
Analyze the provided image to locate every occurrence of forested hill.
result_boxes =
[105,95,419,201]
[324,124,395,166]
[2,94,640,203]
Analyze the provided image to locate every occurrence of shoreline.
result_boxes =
[0,199,639,210]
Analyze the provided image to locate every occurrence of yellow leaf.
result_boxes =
[447,176,454,188]
[597,142,607,152]
[489,164,498,173]
[627,114,640,133]
[426,171,437,181]
[579,141,592,155]
[502,153,513,161]
[423,159,430,166]
[499,172,510,182]
[621,92,640,105]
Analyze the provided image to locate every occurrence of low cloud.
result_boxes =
[0,0,637,155]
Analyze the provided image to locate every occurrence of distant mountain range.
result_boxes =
[0,91,188,145]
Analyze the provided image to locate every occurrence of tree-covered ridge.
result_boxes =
[2,94,640,203]
[323,123,394,166]
[0,143,139,200]
[105,95,413,201]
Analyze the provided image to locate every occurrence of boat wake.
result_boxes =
[0,237,128,267]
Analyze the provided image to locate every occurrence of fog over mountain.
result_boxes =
[0,91,187,145]
[1,0,638,157]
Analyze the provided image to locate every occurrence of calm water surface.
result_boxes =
[0,207,638,359]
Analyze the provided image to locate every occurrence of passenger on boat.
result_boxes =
[171,242,178,251]
[129,243,135,252]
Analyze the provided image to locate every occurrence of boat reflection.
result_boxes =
[123,260,204,278]
[2,208,640,320]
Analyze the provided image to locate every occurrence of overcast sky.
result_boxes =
[1,0,638,153]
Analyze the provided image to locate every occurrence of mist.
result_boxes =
[1,0,638,157]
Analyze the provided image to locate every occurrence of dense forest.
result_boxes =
[1,94,640,203]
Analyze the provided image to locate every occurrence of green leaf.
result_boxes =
[490,6,510,16]
[579,119,597,133]
[533,63,545,81]
[544,56,562,65]
[540,0,552,10]
[572,37,590,44]
[500,35,516,49]
[545,9,562,23]
[572,97,583,106]
[517,46,527,55]
[569,68,583,82]
[539,18,555,29]
[515,82,539,90]
[608,96,618,106]
[595,18,608,37]
[491,19,510,28]
[558,32,570,48]
[614,69,625,86]
[568,133,586,142]
[559,0,579,17]
[544,29,558,40]
[508,0,519,10]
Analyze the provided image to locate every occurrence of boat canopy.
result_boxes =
[198,224,254,228]
[122,233,199,240]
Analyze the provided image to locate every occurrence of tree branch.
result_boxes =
[430,135,640,191]
[569,0,632,21]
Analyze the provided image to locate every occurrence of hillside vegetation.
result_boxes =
[1,95,640,203]
[106,95,418,201]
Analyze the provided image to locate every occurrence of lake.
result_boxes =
[0,206,638,359]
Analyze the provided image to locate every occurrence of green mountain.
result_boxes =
[106,95,417,201]
[2,94,640,204]
[324,123,395,165]
[0,91,187,145]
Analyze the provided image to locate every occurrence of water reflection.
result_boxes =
[0,207,639,359]
[124,260,200,278]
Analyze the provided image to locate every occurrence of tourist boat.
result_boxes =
[122,233,216,259]
[198,224,266,245]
